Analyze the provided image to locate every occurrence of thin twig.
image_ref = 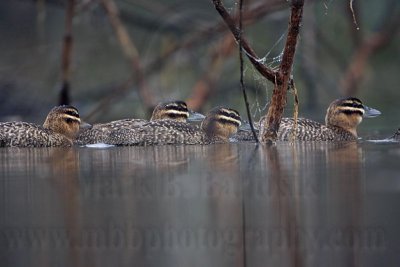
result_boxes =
[211,0,278,83]
[239,0,258,143]
[349,0,359,30]
[59,0,75,105]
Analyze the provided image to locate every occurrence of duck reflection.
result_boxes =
[0,141,373,267]
[252,142,364,267]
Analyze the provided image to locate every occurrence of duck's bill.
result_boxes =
[363,106,381,118]
[80,121,92,130]
[187,110,206,122]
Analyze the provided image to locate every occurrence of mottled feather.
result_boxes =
[233,97,379,142]
[75,100,195,145]
[106,107,241,146]
[0,122,72,147]
[0,105,81,147]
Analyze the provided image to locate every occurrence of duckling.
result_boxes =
[106,107,242,146]
[234,97,381,141]
[76,100,204,145]
[0,105,82,147]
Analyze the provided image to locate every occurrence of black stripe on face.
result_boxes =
[215,114,241,127]
[339,97,363,108]
[164,101,188,112]
[216,118,241,127]
[165,112,189,119]
[217,109,241,122]
[63,115,81,124]
[65,118,80,124]
[340,109,364,116]
[339,102,363,109]
[58,105,79,118]
[64,109,80,118]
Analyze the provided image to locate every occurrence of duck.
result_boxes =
[75,100,204,145]
[106,106,242,146]
[233,97,381,141]
[0,105,83,147]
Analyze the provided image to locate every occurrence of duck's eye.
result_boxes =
[65,118,73,124]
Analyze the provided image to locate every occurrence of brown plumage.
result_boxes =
[76,100,203,145]
[106,107,242,146]
[0,105,82,147]
[234,97,381,142]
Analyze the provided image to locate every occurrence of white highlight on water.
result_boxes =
[85,143,115,148]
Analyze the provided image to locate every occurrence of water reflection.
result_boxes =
[0,142,397,267]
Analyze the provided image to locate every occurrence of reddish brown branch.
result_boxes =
[339,12,400,96]
[101,0,155,110]
[260,0,304,143]
[186,35,236,110]
[59,0,75,105]
[211,0,303,143]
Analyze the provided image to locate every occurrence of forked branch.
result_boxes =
[211,0,304,143]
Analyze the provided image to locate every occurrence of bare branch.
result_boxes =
[59,0,75,105]
[260,0,304,143]
[101,0,155,110]
[211,0,278,83]
[210,0,303,143]
[239,0,259,143]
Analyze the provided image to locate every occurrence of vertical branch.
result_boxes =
[101,0,155,111]
[260,0,304,143]
[211,0,299,144]
[239,0,249,264]
[238,0,258,142]
[59,0,75,105]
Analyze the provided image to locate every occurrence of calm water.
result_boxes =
[1,141,400,267]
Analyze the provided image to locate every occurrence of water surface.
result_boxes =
[1,141,400,267]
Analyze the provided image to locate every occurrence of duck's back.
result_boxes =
[107,120,205,146]
[76,118,147,145]
[0,122,72,147]
[234,118,356,142]
[278,118,356,141]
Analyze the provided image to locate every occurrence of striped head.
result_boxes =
[150,101,190,122]
[325,97,381,136]
[150,100,204,122]
[43,105,81,139]
[201,107,242,140]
